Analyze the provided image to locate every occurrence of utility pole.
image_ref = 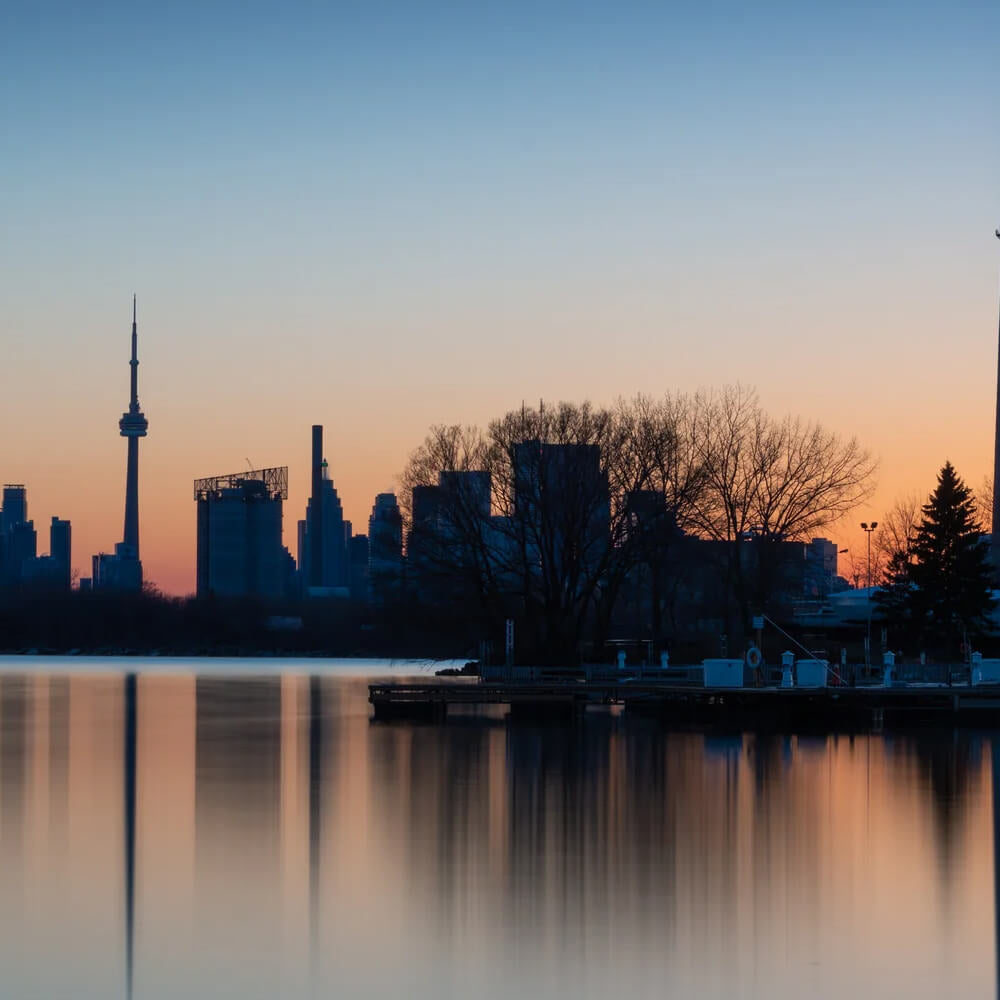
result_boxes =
[991,229,1000,581]
[861,521,878,678]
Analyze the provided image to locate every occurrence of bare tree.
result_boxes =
[400,387,876,661]
[975,475,993,532]
[869,493,921,584]
[844,550,868,590]
[401,398,702,663]
[686,385,877,630]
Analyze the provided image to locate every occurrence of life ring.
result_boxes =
[746,646,763,670]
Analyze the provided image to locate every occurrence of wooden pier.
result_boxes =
[368,679,1000,728]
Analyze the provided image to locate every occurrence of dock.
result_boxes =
[368,679,1000,728]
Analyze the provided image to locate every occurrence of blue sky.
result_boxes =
[2,0,998,592]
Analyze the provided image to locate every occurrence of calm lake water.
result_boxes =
[0,656,997,999]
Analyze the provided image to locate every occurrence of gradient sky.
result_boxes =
[2,0,998,594]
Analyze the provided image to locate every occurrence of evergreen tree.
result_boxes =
[907,462,995,652]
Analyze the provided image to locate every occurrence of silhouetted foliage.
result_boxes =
[401,389,876,662]
[685,385,877,632]
[873,548,913,631]
[907,462,995,654]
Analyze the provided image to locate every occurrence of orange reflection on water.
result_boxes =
[0,664,995,999]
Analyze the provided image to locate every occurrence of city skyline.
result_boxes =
[4,283,1000,596]
[2,0,999,595]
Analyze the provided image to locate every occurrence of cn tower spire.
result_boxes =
[119,296,148,562]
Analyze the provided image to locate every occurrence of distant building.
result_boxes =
[349,534,370,602]
[50,517,71,589]
[439,470,491,519]
[0,485,29,585]
[368,493,402,602]
[513,440,609,580]
[195,467,289,599]
[408,471,493,599]
[1,485,27,535]
[0,485,72,590]
[301,461,349,592]
[93,543,142,592]
[805,537,839,597]
[5,520,37,585]
[407,484,444,588]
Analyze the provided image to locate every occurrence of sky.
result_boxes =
[1,0,998,595]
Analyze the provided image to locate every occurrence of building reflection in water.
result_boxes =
[0,665,998,999]
[124,673,136,1000]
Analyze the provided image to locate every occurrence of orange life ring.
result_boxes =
[746,646,762,670]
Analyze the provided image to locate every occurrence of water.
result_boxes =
[0,656,996,999]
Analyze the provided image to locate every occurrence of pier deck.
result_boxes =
[368,679,1000,727]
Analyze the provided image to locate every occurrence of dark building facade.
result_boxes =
[5,521,37,586]
[50,517,71,589]
[1,485,27,536]
[349,534,370,602]
[195,468,289,599]
[301,470,349,592]
[368,493,402,603]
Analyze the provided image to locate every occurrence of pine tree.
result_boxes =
[907,462,995,653]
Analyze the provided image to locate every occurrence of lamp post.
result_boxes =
[861,522,878,677]
[992,228,1000,581]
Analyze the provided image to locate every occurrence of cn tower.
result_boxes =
[118,295,148,562]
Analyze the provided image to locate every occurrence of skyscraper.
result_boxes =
[300,425,350,595]
[368,493,403,604]
[195,467,289,598]
[1,485,27,535]
[310,425,323,589]
[50,517,71,589]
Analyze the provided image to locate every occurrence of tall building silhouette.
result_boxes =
[310,426,323,589]
[49,517,71,589]
[300,425,349,594]
[0,485,32,585]
[0,486,71,589]
[368,493,402,603]
[94,298,147,591]
[195,467,289,598]
[0,485,27,535]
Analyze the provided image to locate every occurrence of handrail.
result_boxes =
[761,614,847,686]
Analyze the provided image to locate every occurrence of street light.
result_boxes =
[860,522,878,590]
[860,522,878,677]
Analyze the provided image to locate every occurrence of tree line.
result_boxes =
[401,386,876,664]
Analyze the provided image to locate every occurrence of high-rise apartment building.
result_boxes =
[300,426,350,595]
[195,467,289,599]
[368,493,402,603]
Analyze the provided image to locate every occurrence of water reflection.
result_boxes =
[0,663,996,999]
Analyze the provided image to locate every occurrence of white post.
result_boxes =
[781,650,795,688]
[883,649,895,687]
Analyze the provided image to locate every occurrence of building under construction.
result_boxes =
[195,467,289,599]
